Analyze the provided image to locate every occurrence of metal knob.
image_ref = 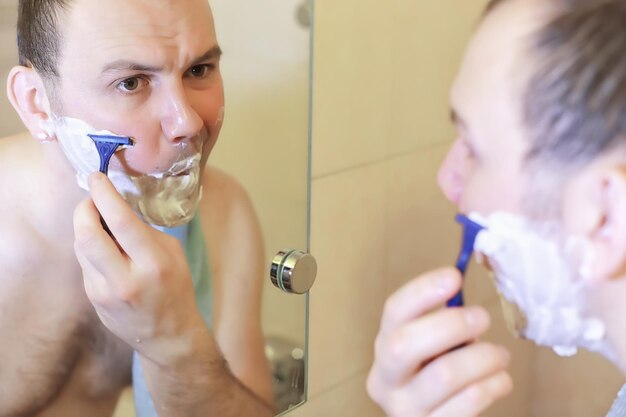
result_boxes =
[270,249,317,294]
[295,0,312,29]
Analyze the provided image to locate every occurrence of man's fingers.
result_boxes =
[380,268,462,333]
[374,306,491,385]
[411,342,510,411]
[87,172,156,264]
[73,197,128,280]
[429,370,513,417]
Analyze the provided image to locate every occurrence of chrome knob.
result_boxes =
[270,249,317,294]
[295,0,312,29]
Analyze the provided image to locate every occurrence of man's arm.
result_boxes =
[138,327,274,417]
[73,171,274,417]
[198,167,275,407]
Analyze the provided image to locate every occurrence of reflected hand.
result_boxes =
[366,268,512,417]
[73,172,206,366]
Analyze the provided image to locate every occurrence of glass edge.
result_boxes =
[303,0,315,412]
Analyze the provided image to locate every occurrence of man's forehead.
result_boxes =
[68,0,214,32]
[58,0,217,70]
[451,0,552,120]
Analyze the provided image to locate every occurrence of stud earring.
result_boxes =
[36,132,53,143]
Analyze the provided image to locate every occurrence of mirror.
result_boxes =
[0,0,312,415]
[209,0,313,413]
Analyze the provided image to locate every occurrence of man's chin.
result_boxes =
[133,187,203,228]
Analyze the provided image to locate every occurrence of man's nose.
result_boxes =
[160,84,204,142]
[437,139,466,205]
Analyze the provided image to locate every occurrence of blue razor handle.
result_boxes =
[87,134,134,236]
[447,214,485,307]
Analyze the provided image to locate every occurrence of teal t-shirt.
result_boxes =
[608,384,626,417]
[132,214,213,416]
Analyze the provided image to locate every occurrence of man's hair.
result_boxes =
[486,0,626,168]
[17,0,71,80]
[525,0,626,168]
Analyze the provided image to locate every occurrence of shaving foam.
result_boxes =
[41,116,203,227]
[471,211,615,360]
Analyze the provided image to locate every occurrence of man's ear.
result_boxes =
[568,165,626,282]
[6,65,55,142]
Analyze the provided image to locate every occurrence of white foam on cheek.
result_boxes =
[43,116,204,227]
[41,116,113,190]
[472,211,615,361]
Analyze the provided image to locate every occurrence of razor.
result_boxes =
[447,214,485,307]
[87,134,134,175]
[87,134,135,235]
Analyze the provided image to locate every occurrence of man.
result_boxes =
[1,0,274,416]
[367,0,626,416]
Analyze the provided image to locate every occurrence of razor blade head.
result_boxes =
[88,134,134,175]
[87,134,134,147]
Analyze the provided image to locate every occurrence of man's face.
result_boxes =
[438,0,550,219]
[52,0,225,176]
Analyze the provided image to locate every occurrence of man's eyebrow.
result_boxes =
[100,46,223,75]
[101,61,164,75]
[190,46,223,66]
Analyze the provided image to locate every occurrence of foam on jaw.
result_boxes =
[470,211,615,361]
[41,116,203,228]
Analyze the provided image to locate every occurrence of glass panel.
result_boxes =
[209,0,312,413]
[0,0,312,415]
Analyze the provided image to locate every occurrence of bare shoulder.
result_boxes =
[199,166,258,223]
[0,133,49,276]
[198,166,265,284]
[0,217,46,279]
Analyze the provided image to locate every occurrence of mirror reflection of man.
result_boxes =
[1,0,275,415]
[368,0,626,416]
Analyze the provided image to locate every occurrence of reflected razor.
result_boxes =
[447,214,485,308]
[87,134,135,236]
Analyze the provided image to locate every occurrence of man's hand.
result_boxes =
[366,268,513,417]
[73,172,205,366]
[73,172,273,417]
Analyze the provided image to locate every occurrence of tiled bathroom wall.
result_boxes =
[0,3,21,136]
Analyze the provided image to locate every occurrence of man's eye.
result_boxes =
[117,77,146,92]
[188,64,214,78]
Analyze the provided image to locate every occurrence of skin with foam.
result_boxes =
[41,116,203,227]
[470,211,615,361]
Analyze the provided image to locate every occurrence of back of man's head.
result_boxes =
[525,0,626,170]
[487,0,626,170]
[17,0,71,80]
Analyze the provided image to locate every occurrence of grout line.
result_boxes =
[312,140,452,181]
[308,368,369,401]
